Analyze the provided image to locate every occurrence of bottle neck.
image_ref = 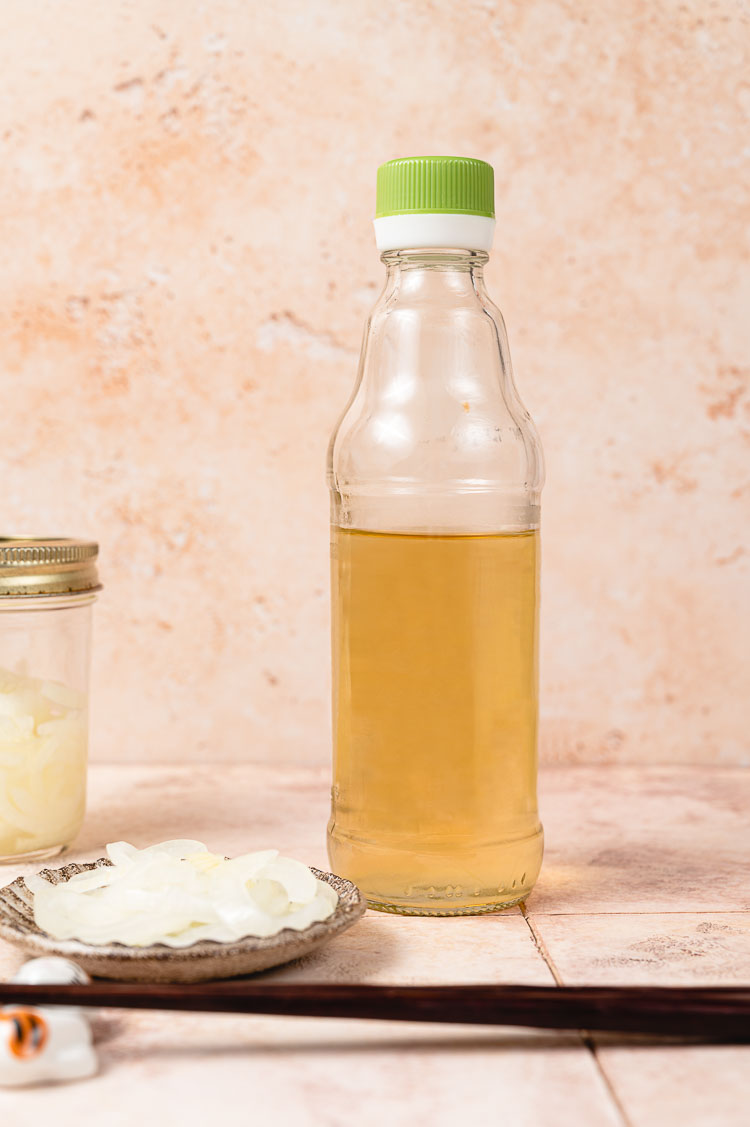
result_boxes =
[381,247,488,270]
[380,247,489,302]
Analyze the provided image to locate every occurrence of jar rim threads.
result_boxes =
[0,538,100,598]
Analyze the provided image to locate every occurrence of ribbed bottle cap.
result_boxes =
[375,156,495,218]
[0,538,100,597]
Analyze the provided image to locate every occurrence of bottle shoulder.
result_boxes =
[329,282,544,505]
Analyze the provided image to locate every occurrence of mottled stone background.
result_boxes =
[0,1,747,767]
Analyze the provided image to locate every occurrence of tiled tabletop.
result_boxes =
[0,763,748,1127]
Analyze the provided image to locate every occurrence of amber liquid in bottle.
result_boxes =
[328,526,543,915]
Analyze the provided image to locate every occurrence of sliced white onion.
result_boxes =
[139,840,210,860]
[0,666,87,856]
[30,840,338,947]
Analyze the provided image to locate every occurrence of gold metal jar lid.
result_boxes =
[0,538,100,598]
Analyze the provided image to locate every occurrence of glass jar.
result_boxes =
[328,157,544,915]
[0,539,100,862]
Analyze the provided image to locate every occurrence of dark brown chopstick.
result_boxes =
[1,983,748,1040]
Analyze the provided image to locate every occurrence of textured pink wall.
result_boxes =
[0,2,747,766]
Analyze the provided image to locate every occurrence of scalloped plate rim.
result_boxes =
[0,858,366,981]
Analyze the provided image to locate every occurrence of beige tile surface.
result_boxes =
[1,1014,624,1127]
[531,911,750,1127]
[43,762,332,870]
[590,1046,750,1127]
[0,765,623,1127]
[531,913,750,987]
[2,763,748,1126]
[261,912,551,986]
[531,766,750,914]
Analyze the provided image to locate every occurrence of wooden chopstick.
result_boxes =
[1,983,748,1040]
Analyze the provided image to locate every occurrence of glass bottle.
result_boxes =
[0,538,100,861]
[327,157,545,915]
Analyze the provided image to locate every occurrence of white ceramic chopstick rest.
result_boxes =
[0,957,98,1086]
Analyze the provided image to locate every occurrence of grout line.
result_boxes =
[581,1033,635,1127]
[527,909,750,917]
[521,905,634,1127]
[519,902,564,985]
[539,763,748,771]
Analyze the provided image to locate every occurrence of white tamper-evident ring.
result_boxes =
[373,213,495,253]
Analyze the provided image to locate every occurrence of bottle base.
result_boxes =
[328,825,543,918]
[365,891,527,916]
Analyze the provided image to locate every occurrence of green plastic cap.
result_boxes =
[375,156,495,219]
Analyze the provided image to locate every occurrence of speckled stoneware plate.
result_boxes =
[0,859,366,983]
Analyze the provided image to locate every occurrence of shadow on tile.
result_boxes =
[103,1026,739,1066]
[103,1029,584,1064]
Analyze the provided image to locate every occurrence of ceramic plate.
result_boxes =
[0,859,365,983]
